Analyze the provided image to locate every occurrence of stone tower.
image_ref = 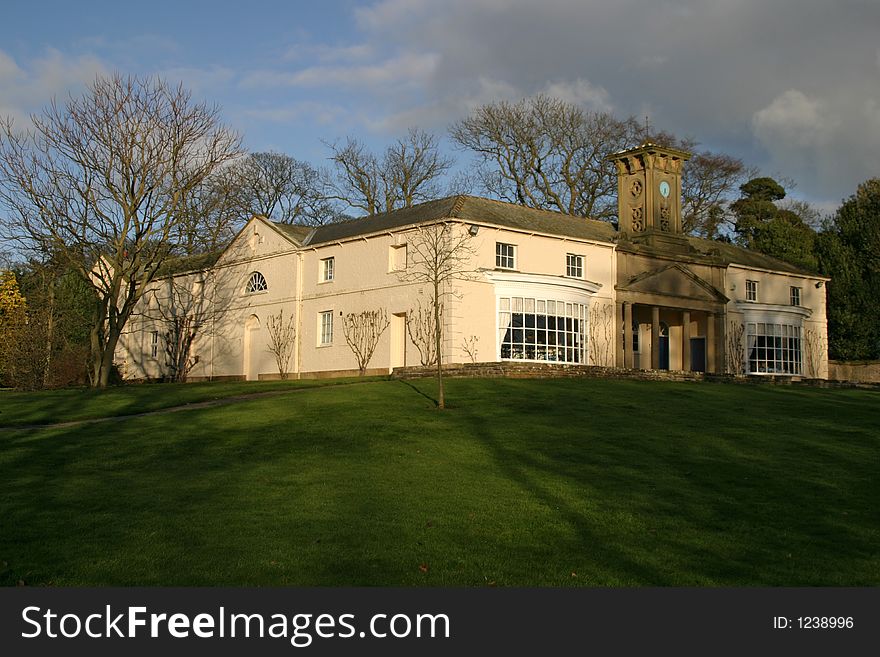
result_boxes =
[608,142,691,244]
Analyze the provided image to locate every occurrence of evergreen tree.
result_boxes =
[817,179,880,360]
[731,177,818,271]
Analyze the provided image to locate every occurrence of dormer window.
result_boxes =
[246,272,268,294]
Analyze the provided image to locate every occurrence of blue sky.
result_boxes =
[2,0,879,211]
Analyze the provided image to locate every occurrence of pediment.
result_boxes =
[619,264,728,303]
[215,216,300,267]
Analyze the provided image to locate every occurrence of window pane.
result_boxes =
[246,272,267,293]
[745,321,802,375]
[497,296,588,364]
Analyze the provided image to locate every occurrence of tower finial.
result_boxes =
[644,115,650,143]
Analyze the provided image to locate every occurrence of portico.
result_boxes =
[619,300,725,373]
[609,143,730,374]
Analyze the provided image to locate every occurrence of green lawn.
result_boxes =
[0,377,375,427]
[0,377,877,586]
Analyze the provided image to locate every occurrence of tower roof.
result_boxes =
[608,142,692,162]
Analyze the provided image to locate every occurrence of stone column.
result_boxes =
[651,306,660,370]
[682,310,691,372]
[707,312,716,373]
[623,302,633,369]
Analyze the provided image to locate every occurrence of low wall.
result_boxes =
[258,367,389,381]
[144,368,388,383]
[828,360,880,383]
[393,362,879,389]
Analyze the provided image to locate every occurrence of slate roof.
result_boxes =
[297,195,617,246]
[685,235,813,275]
[155,249,224,277]
[267,194,817,277]
[270,222,314,244]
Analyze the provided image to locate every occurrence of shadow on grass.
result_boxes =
[399,377,879,585]
[1,377,877,586]
[396,379,438,408]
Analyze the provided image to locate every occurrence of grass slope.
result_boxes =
[0,378,877,586]
[0,377,373,427]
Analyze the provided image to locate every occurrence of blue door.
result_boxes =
[690,337,706,372]
[659,322,669,370]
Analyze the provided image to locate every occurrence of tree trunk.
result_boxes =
[434,282,444,409]
[89,315,122,389]
[43,279,56,388]
[89,324,103,388]
[98,329,122,388]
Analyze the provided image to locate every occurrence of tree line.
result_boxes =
[0,74,877,389]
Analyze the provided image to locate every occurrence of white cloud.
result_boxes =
[0,48,107,125]
[0,51,22,81]
[243,101,348,126]
[282,43,375,64]
[158,66,236,97]
[752,90,830,149]
[242,52,439,90]
[752,89,880,198]
[541,79,613,113]
[330,0,880,203]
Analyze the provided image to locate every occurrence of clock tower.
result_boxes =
[608,142,691,243]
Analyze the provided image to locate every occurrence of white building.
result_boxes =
[117,144,829,381]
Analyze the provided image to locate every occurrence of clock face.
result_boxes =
[659,181,671,198]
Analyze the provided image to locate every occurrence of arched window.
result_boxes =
[245,272,268,294]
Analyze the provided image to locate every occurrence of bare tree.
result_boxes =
[172,169,245,256]
[0,73,242,387]
[173,152,338,256]
[266,308,296,380]
[461,335,479,364]
[400,222,477,409]
[406,299,439,367]
[726,322,746,375]
[342,308,390,376]
[780,198,826,231]
[327,128,453,215]
[228,152,337,226]
[326,137,382,215]
[121,261,233,383]
[451,94,640,221]
[588,302,614,366]
[649,130,755,238]
[804,327,827,378]
[8,257,94,389]
[163,315,200,382]
[452,97,753,233]
[681,152,755,238]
